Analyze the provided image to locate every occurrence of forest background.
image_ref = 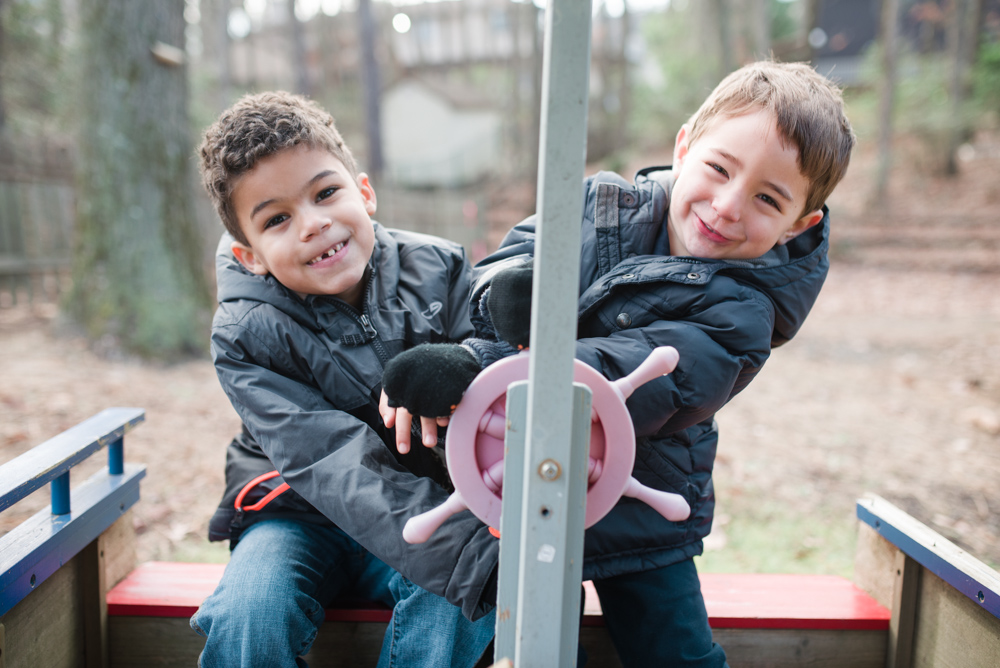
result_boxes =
[1,0,999,578]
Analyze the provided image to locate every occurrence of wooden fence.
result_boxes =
[0,136,76,307]
[0,135,526,309]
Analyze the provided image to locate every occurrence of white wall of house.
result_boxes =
[382,80,501,188]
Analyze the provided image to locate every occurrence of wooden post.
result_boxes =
[80,541,109,668]
[886,551,919,668]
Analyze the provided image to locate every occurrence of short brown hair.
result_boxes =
[198,91,358,245]
[685,61,855,216]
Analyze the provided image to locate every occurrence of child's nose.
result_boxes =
[299,211,331,240]
[712,186,743,222]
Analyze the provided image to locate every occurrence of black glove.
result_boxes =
[382,344,481,417]
[486,261,533,349]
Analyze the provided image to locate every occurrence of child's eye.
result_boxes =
[758,194,781,211]
[317,186,338,201]
[263,214,289,229]
[708,162,728,177]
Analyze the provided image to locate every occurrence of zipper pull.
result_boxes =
[360,314,378,340]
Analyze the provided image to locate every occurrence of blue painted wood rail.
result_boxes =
[857,494,1000,620]
[0,407,146,616]
[856,493,1000,667]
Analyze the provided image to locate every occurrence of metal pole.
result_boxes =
[51,472,70,515]
[108,436,124,475]
[495,1,593,665]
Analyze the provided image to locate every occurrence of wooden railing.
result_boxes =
[3,410,1000,667]
[855,493,1000,667]
[0,408,145,667]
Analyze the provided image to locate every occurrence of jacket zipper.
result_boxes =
[360,312,390,367]
[331,266,391,368]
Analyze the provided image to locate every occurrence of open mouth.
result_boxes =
[307,241,346,265]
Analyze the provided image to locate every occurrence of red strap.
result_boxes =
[234,470,291,512]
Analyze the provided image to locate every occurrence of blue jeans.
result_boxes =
[190,519,495,667]
[590,559,728,667]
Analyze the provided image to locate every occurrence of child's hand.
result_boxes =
[485,259,534,349]
[380,343,480,454]
[378,390,450,454]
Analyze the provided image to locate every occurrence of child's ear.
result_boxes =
[672,124,691,169]
[231,241,269,276]
[356,173,377,216]
[778,209,824,245]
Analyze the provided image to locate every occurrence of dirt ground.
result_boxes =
[2,131,999,576]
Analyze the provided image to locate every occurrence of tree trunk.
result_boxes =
[749,0,771,60]
[68,0,211,359]
[802,0,821,61]
[712,0,736,76]
[0,0,7,132]
[617,1,632,154]
[289,0,310,96]
[203,0,232,113]
[871,0,900,204]
[357,0,383,177]
[945,0,970,175]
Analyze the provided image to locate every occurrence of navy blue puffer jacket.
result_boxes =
[469,167,830,580]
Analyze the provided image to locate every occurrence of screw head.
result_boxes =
[538,459,561,481]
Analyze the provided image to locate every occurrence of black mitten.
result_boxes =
[486,261,533,349]
[382,344,480,417]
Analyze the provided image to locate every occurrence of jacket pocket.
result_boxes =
[632,437,700,506]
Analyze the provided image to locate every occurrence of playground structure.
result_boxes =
[3,2,1000,667]
[2,408,999,667]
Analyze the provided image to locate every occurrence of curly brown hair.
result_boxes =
[198,91,359,245]
[685,61,856,217]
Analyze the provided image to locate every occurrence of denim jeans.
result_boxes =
[591,558,728,667]
[190,519,495,667]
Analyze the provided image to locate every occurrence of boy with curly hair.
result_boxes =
[190,91,496,667]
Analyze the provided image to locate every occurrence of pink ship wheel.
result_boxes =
[402,346,691,544]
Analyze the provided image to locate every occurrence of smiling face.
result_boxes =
[666,109,824,260]
[229,144,377,307]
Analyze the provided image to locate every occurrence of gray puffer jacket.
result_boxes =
[469,167,830,580]
[208,222,498,621]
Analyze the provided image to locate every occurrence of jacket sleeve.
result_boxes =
[445,245,476,342]
[212,320,498,621]
[573,287,776,437]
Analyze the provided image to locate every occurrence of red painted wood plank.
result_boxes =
[106,561,392,622]
[583,574,890,630]
[108,563,890,631]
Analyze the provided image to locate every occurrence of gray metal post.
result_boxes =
[495,382,528,654]
[494,1,593,665]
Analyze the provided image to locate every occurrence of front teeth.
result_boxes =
[308,242,345,265]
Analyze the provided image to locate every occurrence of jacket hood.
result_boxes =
[214,234,315,327]
[723,211,829,346]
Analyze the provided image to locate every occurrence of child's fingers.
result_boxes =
[378,390,395,428]
[395,407,413,454]
[436,416,450,427]
[420,416,438,447]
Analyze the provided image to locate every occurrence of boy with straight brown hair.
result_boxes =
[382,60,856,667]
